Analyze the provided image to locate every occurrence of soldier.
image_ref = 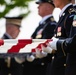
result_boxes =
[43,26,76,75]
[23,0,56,75]
[43,33,76,75]
[2,17,22,39]
[40,0,76,75]
[31,0,56,39]
[0,17,24,75]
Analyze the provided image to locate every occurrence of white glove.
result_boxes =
[42,45,53,54]
[14,57,25,64]
[49,37,59,50]
[26,55,35,62]
[35,48,47,58]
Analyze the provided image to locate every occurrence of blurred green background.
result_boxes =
[0,0,34,18]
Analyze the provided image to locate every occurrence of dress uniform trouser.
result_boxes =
[65,53,76,75]
[0,57,23,75]
[50,56,66,75]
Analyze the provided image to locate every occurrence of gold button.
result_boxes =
[54,34,56,37]
[64,64,66,67]
[8,73,11,75]
[52,56,54,59]
[41,63,44,66]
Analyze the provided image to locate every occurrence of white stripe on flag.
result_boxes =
[0,39,47,53]
[0,40,18,53]
[19,41,46,53]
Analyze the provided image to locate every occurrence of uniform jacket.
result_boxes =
[52,4,76,75]
[31,15,56,39]
[23,15,56,75]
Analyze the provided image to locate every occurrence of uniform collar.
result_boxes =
[39,14,52,24]
[5,33,13,39]
[59,3,72,17]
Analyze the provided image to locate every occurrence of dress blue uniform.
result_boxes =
[50,3,76,75]
[0,17,23,75]
[23,15,56,75]
[23,1,56,75]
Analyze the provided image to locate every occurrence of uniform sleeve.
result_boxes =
[64,14,75,37]
[57,34,76,54]
[64,34,76,53]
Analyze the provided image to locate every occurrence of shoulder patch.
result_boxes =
[72,15,76,27]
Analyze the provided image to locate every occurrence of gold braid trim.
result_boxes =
[61,41,66,56]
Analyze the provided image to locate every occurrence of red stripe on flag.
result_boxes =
[0,39,4,46]
[31,39,52,52]
[42,39,52,47]
[7,39,32,53]
[32,43,42,52]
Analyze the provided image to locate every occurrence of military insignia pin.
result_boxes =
[57,27,61,36]
[50,17,54,21]
[62,13,65,16]
[57,32,61,36]
[36,34,42,39]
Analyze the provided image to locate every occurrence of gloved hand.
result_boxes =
[14,57,25,64]
[42,45,53,54]
[35,48,47,58]
[41,37,59,54]
[26,54,35,62]
[31,42,48,59]
[48,37,59,50]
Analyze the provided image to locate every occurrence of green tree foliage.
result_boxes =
[0,0,34,18]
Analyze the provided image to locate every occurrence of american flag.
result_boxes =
[0,39,47,57]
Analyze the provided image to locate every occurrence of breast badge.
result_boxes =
[57,27,61,36]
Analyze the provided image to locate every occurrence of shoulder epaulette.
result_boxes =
[50,17,55,22]
[68,8,76,14]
